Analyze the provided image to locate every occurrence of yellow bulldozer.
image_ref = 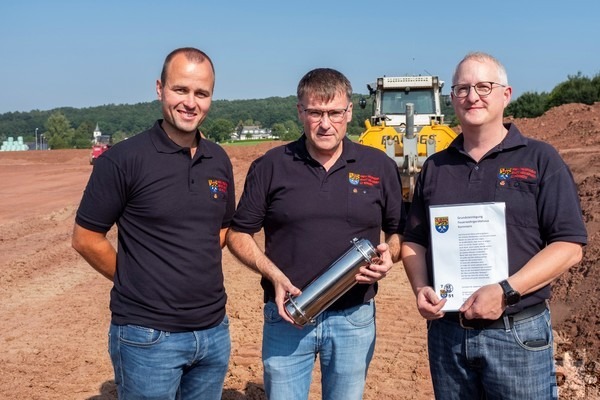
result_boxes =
[358,75,457,205]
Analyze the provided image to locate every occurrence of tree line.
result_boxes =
[0,71,597,149]
[504,72,600,119]
[0,95,372,149]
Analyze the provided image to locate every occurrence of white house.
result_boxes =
[230,125,276,141]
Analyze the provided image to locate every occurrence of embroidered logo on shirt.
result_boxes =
[208,179,228,199]
[348,172,381,186]
[498,167,537,181]
[434,216,449,233]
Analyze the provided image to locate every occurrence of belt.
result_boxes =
[443,301,548,330]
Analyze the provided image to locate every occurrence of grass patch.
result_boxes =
[221,139,281,147]
[221,135,361,147]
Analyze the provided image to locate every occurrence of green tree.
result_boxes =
[72,121,94,148]
[112,130,129,143]
[270,122,287,139]
[44,112,75,149]
[546,72,598,109]
[505,91,550,118]
[205,118,235,143]
[348,95,372,136]
[592,73,600,101]
[281,120,301,141]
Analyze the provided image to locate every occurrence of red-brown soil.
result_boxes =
[0,102,598,399]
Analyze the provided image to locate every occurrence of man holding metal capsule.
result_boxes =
[226,67,406,400]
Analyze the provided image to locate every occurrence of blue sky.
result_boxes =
[1,0,598,114]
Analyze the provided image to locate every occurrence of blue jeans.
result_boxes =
[108,316,230,400]
[262,300,376,400]
[427,307,557,400]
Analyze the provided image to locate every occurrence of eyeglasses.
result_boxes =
[300,104,350,123]
[451,82,506,98]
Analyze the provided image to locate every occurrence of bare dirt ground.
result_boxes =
[0,102,598,399]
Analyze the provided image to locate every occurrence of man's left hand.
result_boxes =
[356,243,393,284]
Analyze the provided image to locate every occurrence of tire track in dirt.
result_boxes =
[0,204,115,399]
[366,265,433,400]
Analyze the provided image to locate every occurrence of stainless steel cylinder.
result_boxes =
[285,238,379,326]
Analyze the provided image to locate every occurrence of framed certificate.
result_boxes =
[429,202,508,311]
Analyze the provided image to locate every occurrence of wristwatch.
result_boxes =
[499,279,521,306]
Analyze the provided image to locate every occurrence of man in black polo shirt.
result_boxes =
[72,47,235,399]
[226,68,405,400]
[402,52,587,399]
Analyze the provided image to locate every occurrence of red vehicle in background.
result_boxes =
[89,134,113,165]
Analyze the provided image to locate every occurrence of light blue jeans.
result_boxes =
[262,300,376,400]
[427,307,557,400]
[108,316,230,400]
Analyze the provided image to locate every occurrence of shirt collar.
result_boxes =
[287,134,358,164]
[449,123,528,155]
[150,120,213,158]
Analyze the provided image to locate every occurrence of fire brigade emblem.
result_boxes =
[349,172,380,187]
[208,179,228,199]
[498,168,512,180]
[349,173,360,185]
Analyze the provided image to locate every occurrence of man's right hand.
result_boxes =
[415,286,447,320]
[272,275,301,325]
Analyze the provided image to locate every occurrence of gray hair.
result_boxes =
[452,52,508,86]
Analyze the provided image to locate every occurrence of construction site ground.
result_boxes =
[0,102,599,399]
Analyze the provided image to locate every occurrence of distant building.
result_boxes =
[92,123,102,143]
[230,125,277,141]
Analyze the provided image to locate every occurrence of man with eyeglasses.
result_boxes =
[227,68,405,399]
[402,52,587,399]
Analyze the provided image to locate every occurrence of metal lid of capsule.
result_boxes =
[284,238,378,326]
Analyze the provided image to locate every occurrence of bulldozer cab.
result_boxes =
[381,89,435,115]
[358,75,457,204]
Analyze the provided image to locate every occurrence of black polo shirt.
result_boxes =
[76,120,235,331]
[404,123,587,311]
[232,135,406,309]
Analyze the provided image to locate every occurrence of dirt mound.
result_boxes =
[508,103,600,397]
[506,102,600,150]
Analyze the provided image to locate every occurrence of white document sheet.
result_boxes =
[429,202,508,311]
